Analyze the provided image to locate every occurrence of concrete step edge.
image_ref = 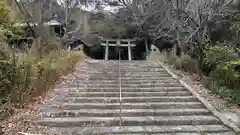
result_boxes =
[65,91,193,97]
[55,125,231,134]
[33,116,221,127]
[40,108,211,117]
[59,96,199,103]
[46,102,204,110]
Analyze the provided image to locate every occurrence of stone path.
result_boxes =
[32,60,237,135]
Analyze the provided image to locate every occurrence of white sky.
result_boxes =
[57,0,119,13]
[81,5,118,12]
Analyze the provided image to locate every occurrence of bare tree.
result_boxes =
[9,0,238,49]
[10,0,99,45]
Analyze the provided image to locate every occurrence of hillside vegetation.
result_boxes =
[0,0,83,120]
[93,0,240,104]
[162,14,240,104]
[0,0,240,120]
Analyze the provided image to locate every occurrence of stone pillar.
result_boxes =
[67,45,71,51]
[145,38,149,60]
[128,40,132,61]
[104,40,109,60]
[116,40,120,60]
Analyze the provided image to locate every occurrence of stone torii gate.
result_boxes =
[101,39,136,61]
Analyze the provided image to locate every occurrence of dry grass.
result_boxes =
[0,47,84,120]
[0,48,84,134]
[156,51,240,104]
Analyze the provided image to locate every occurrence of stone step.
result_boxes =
[86,65,162,68]
[87,61,155,63]
[63,83,183,88]
[84,77,177,80]
[63,79,179,83]
[64,76,177,80]
[102,133,235,135]
[33,116,221,127]
[87,64,160,67]
[87,76,174,79]
[40,109,211,117]
[55,125,232,135]
[48,102,204,110]
[118,65,162,67]
[75,70,167,73]
[65,91,193,97]
[84,72,170,75]
[59,96,198,103]
[87,75,173,78]
[69,87,187,92]
[94,80,179,83]
[63,81,181,85]
[109,133,235,135]
[33,60,236,134]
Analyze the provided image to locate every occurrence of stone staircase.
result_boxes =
[33,60,236,135]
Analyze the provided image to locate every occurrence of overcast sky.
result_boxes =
[56,0,119,13]
[82,5,118,12]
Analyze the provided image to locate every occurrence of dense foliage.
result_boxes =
[0,1,83,120]
[0,0,239,119]
[163,16,240,103]
[88,0,240,104]
[0,48,83,120]
[0,23,25,38]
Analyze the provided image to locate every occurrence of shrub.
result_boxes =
[0,23,24,38]
[166,54,201,75]
[40,38,62,54]
[0,0,10,23]
[166,55,179,65]
[204,43,239,87]
[0,46,83,120]
[211,82,240,104]
[213,59,240,89]
[204,44,238,72]
[173,57,182,69]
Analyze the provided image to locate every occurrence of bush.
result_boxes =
[166,54,201,75]
[40,38,62,54]
[204,44,239,88]
[204,44,238,72]
[0,0,10,23]
[166,55,179,65]
[0,23,24,38]
[173,57,182,69]
[0,46,83,120]
[163,44,240,104]
[211,82,240,104]
[213,60,240,88]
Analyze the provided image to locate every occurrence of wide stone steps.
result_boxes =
[85,77,177,80]
[34,116,222,127]
[47,102,204,110]
[68,87,187,92]
[32,60,235,134]
[64,77,178,81]
[64,84,183,87]
[66,80,180,83]
[64,91,193,97]
[62,84,183,88]
[64,78,179,82]
[58,96,198,103]
[55,126,233,135]
[40,109,211,118]
[75,70,167,73]
[75,71,169,74]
